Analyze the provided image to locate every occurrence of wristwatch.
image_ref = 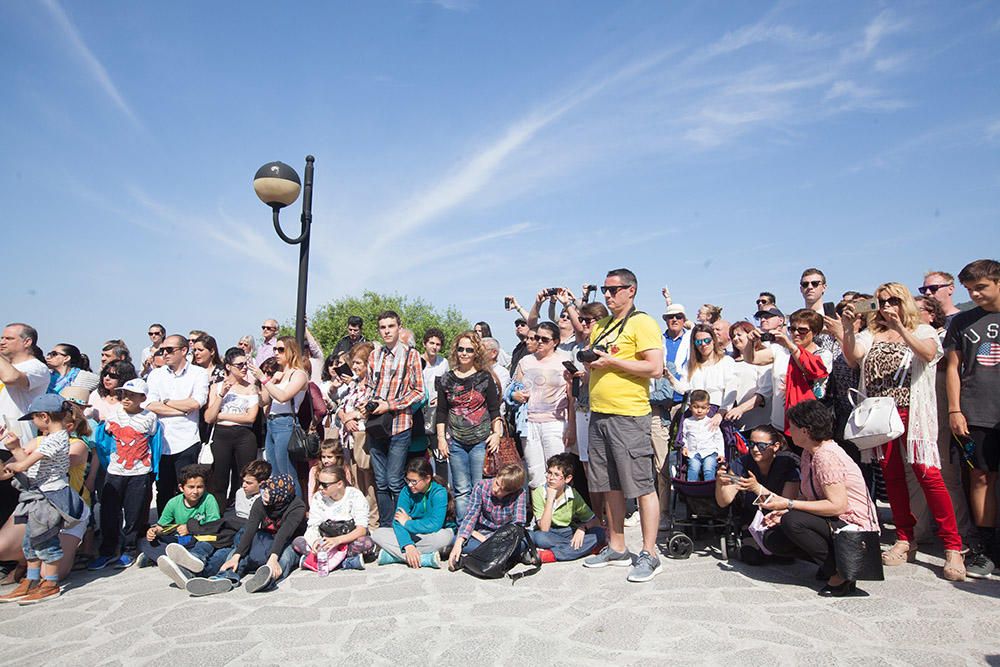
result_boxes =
[787,499,795,510]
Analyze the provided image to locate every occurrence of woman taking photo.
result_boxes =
[204,347,261,509]
[756,400,879,596]
[435,332,502,521]
[250,336,310,497]
[842,283,964,581]
[667,324,737,419]
[511,322,574,489]
[46,343,87,394]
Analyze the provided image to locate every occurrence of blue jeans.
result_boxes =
[218,542,298,590]
[140,534,215,572]
[530,526,606,561]
[686,453,718,482]
[368,429,411,527]
[264,415,301,497]
[22,531,63,564]
[202,527,244,577]
[448,439,486,522]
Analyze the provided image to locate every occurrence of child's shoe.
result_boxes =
[537,549,557,564]
[17,580,60,605]
[186,576,234,597]
[377,549,405,566]
[245,565,273,594]
[113,554,136,569]
[0,578,36,603]
[166,544,204,574]
[87,555,115,571]
[341,555,364,571]
[419,552,440,569]
[157,556,189,588]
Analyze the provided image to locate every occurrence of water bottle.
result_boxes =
[317,549,329,577]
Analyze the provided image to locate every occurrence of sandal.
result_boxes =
[881,541,917,566]
[943,549,966,582]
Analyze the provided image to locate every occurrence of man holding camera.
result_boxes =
[581,269,665,583]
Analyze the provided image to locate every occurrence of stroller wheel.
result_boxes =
[668,533,694,559]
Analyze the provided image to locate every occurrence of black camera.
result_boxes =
[365,400,380,413]
[543,287,559,297]
[577,345,607,363]
[760,332,775,343]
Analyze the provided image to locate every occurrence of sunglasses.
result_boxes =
[530,336,554,343]
[456,346,475,354]
[317,480,340,489]
[790,326,812,335]
[755,299,771,305]
[261,325,277,331]
[599,285,631,295]
[158,346,178,355]
[664,313,685,321]
[105,372,120,379]
[230,362,248,370]
[878,297,902,308]
[693,338,714,347]
[579,317,597,324]
[800,280,824,288]
[148,331,163,337]
[275,347,286,353]
[917,283,951,295]
[750,440,772,451]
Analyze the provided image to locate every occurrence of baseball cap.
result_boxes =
[514,318,527,326]
[754,306,785,319]
[18,393,69,420]
[115,378,148,396]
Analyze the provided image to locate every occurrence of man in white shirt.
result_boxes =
[145,334,210,515]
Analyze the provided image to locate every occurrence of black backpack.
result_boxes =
[458,523,541,583]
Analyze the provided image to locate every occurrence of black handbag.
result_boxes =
[458,523,541,583]
[319,519,356,538]
[809,470,884,582]
[287,387,321,464]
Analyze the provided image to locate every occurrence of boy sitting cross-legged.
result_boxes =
[530,453,606,563]
[140,463,221,588]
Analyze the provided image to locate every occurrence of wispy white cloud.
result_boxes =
[861,10,908,57]
[429,0,475,11]
[39,0,140,127]
[986,119,1000,143]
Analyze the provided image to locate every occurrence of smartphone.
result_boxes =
[721,473,744,483]
[334,363,352,377]
[823,301,837,318]
[504,296,512,310]
[562,360,580,374]
[855,297,879,313]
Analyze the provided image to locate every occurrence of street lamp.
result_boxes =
[252,156,315,349]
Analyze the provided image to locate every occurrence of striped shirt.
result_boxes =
[26,429,70,492]
[365,343,425,436]
[457,479,527,541]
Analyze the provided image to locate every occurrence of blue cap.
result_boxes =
[18,393,69,420]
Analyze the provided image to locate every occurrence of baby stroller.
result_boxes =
[661,401,746,561]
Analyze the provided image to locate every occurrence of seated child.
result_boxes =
[294,466,374,572]
[141,464,221,588]
[89,378,162,570]
[530,454,605,562]
[371,458,455,569]
[681,390,724,482]
[306,441,349,499]
[0,394,77,605]
[448,463,527,570]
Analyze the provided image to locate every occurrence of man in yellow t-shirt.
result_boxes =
[581,268,665,583]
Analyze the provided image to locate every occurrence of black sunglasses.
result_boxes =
[599,285,630,295]
[800,280,824,288]
[531,336,554,343]
[750,440,772,451]
[456,346,475,353]
[105,372,120,379]
[275,346,286,353]
[878,297,902,308]
[579,317,597,324]
[317,480,340,489]
[917,283,951,295]
[158,346,178,355]
[148,331,163,337]
[229,361,248,370]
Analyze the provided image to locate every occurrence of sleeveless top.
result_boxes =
[270,369,307,416]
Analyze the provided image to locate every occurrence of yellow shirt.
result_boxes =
[588,311,663,416]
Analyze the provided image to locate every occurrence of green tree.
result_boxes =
[283,291,471,357]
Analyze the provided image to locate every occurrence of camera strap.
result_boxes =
[591,306,642,350]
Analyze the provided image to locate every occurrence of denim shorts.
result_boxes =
[22,531,64,564]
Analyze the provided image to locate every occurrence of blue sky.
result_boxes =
[2,1,999,357]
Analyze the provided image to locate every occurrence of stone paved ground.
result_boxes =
[1,526,998,666]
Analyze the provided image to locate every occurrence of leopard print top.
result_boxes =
[863,341,911,407]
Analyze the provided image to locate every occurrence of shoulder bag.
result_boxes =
[843,349,911,451]
[198,425,216,465]
[482,419,521,478]
[287,379,321,463]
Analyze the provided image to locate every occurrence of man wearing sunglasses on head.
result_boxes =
[581,268,665,583]
[255,319,279,366]
[921,270,961,328]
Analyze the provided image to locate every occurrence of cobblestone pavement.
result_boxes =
[1,527,998,666]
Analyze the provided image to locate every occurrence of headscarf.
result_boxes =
[261,474,296,516]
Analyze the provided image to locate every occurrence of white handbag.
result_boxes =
[198,425,216,465]
[843,350,911,451]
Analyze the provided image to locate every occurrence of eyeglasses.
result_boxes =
[599,285,631,295]
[158,346,178,355]
[544,470,565,479]
[456,346,475,354]
[148,331,163,337]
[261,325,277,331]
[45,350,65,358]
[405,478,423,487]
[918,283,951,295]
[790,326,812,335]
[317,480,340,489]
[800,280,824,289]
[693,338,714,347]
[750,440,772,451]
[530,336,554,343]
[275,347,286,353]
[878,297,902,308]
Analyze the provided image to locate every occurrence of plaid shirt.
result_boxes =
[365,342,425,436]
[457,479,527,541]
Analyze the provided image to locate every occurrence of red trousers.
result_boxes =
[880,408,962,551]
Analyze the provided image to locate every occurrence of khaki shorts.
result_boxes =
[587,412,655,498]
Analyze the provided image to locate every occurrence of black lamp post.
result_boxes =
[252,156,314,350]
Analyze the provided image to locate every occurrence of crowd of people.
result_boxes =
[0,257,997,605]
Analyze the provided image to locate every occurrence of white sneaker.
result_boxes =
[624,512,641,528]
[165,543,205,574]
[157,556,188,589]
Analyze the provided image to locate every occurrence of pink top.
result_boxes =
[800,443,878,531]
[515,352,570,423]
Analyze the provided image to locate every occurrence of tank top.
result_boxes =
[270,369,307,416]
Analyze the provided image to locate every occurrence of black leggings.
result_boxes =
[210,425,258,509]
[763,509,845,579]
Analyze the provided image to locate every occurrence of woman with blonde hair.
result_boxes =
[249,336,310,496]
[435,331,503,521]
[842,282,965,581]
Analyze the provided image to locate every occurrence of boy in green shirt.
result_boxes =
[139,464,221,588]
[530,454,605,562]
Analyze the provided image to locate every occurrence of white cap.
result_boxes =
[115,378,148,396]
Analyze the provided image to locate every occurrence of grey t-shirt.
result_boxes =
[943,307,1000,428]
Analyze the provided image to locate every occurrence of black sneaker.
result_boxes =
[966,550,995,579]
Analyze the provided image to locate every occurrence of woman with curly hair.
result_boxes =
[435,331,503,521]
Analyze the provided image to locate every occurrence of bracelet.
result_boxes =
[948,410,962,414]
